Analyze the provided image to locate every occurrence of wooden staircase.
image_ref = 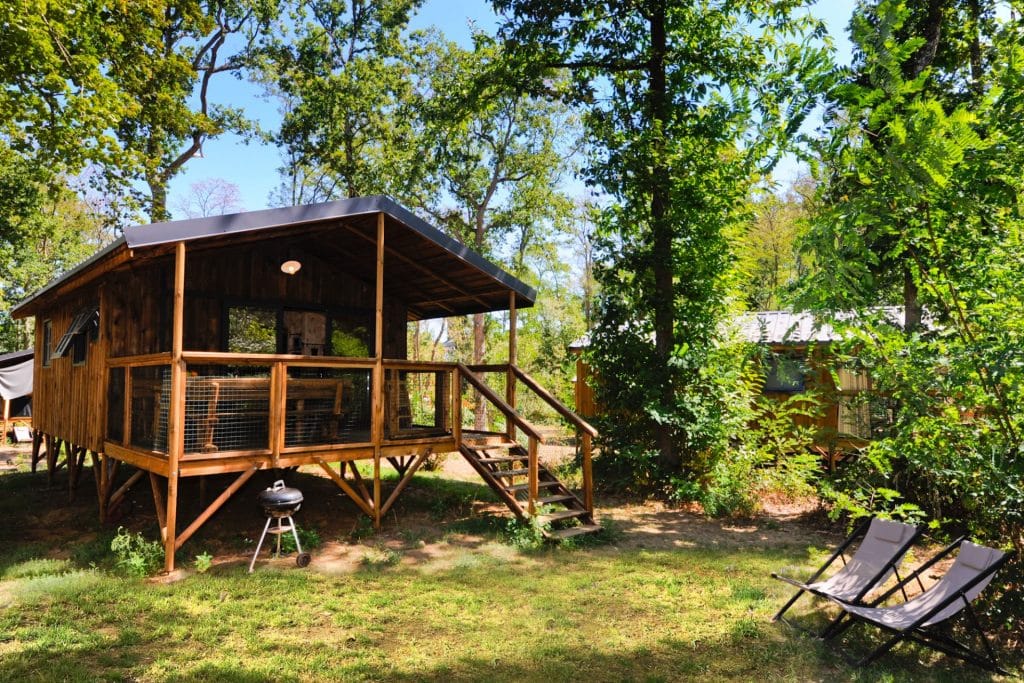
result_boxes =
[456,363,600,540]
[460,440,600,539]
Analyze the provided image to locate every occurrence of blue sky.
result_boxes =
[167,0,855,217]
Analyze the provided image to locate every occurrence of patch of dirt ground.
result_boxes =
[0,441,842,579]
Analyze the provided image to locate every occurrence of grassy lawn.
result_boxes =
[0,462,1012,682]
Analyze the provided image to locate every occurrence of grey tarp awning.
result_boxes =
[0,358,33,400]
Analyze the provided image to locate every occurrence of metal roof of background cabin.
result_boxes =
[0,349,32,368]
[735,308,909,345]
[568,308,910,349]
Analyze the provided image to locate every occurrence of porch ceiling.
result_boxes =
[13,196,535,320]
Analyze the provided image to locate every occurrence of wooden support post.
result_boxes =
[164,241,186,572]
[317,459,375,517]
[175,466,259,551]
[31,429,42,473]
[269,362,285,468]
[507,291,517,442]
[528,436,539,516]
[452,368,461,448]
[581,432,593,515]
[90,450,102,509]
[2,398,9,446]
[149,472,168,542]
[372,212,384,530]
[380,451,429,517]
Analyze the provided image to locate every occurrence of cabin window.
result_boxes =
[227,306,279,354]
[330,314,371,357]
[41,320,52,367]
[53,305,99,364]
[837,396,872,439]
[764,354,806,392]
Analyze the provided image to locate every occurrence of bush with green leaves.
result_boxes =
[109,527,164,577]
[278,526,321,554]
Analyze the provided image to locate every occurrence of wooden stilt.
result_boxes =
[164,240,187,572]
[108,469,144,512]
[149,472,168,543]
[380,451,429,516]
[89,451,103,511]
[373,212,385,530]
[507,290,517,442]
[317,459,374,517]
[175,466,259,551]
[347,461,373,507]
[31,429,42,473]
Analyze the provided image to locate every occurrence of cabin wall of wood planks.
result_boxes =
[33,284,108,452]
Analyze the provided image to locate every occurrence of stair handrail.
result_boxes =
[456,364,544,443]
[510,365,598,437]
[457,363,544,514]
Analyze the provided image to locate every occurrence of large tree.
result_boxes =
[495,1,828,478]
[1,1,278,223]
[263,0,425,204]
[416,37,574,429]
[800,0,1024,561]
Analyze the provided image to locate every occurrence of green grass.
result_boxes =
[0,543,1008,681]
[0,466,1012,682]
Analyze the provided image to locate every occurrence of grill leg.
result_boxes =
[248,516,274,573]
[286,515,304,554]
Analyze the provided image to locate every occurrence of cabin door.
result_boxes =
[284,311,327,356]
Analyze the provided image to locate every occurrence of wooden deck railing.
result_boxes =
[107,353,459,464]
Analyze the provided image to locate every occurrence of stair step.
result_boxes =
[546,524,602,540]
[492,468,529,478]
[537,494,577,505]
[538,509,588,524]
[477,455,528,464]
[507,481,561,492]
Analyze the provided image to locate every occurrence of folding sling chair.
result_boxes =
[771,517,922,632]
[822,539,1014,675]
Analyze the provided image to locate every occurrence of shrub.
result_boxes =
[279,526,320,554]
[110,528,164,577]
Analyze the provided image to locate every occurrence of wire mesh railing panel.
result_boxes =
[106,367,125,444]
[130,365,170,453]
[385,369,451,439]
[284,366,372,447]
[183,365,271,454]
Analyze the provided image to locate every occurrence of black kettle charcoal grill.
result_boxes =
[248,480,312,572]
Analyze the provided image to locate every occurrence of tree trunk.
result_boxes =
[649,3,678,472]
[903,264,922,333]
[473,206,488,431]
[148,176,170,222]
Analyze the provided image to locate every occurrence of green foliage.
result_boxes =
[109,528,164,578]
[278,526,321,554]
[194,552,213,574]
[504,514,550,551]
[497,0,832,484]
[797,0,1024,637]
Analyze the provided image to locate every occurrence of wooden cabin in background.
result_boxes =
[14,196,598,570]
[571,310,882,457]
[0,349,33,442]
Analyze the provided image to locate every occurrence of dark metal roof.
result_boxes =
[14,195,535,319]
[0,349,33,368]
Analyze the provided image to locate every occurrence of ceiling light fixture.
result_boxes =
[280,259,302,275]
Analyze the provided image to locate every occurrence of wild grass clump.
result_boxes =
[109,527,164,577]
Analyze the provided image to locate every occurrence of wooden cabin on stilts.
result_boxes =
[13,196,598,571]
